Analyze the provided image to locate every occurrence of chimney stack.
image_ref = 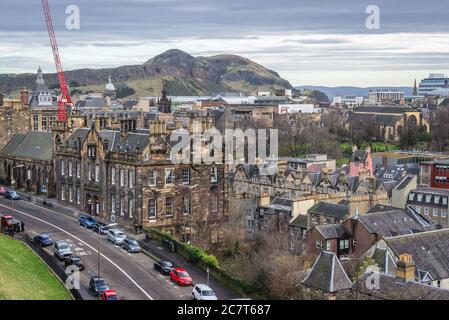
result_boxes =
[396,253,415,283]
[20,87,29,106]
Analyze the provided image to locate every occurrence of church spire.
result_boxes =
[412,78,418,96]
[36,66,45,84]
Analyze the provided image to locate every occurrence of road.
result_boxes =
[0,196,237,300]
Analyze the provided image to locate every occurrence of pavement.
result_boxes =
[0,188,240,300]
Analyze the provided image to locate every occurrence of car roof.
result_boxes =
[56,240,68,244]
[196,284,213,291]
[103,290,117,295]
[174,267,187,272]
[39,233,50,238]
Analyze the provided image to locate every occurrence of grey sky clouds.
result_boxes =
[1,0,449,86]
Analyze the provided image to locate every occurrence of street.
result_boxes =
[0,196,237,300]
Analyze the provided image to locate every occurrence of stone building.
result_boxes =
[53,120,227,246]
[0,92,31,151]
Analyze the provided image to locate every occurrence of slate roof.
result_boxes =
[302,251,352,293]
[354,106,411,114]
[308,202,349,220]
[316,224,349,240]
[358,206,433,238]
[290,215,308,229]
[386,229,449,281]
[395,175,414,190]
[75,97,104,109]
[351,150,368,162]
[1,131,53,162]
[407,188,449,208]
[355,272,449,300]
[347,112,402,126]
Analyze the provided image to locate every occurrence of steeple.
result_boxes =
[36,66,45,84]
[412,78,418,96]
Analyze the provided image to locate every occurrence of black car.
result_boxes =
[122,238,141,253]
[154,260,174,275]
[92,222,108,235]
[64,254,85,271]
[89,276,109,296]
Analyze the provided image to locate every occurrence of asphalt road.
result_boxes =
[0,196,237,300]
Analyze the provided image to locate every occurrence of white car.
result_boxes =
[107,229,126,245]
[192,284,218,300]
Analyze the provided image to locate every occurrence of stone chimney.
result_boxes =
[396,253,415,283]
[258,193,271,207]
[20,87,29,106]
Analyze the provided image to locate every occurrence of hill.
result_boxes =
[0,49,293,97]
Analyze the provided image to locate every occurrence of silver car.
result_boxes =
[107,229,126,245]
[54,240,73,261]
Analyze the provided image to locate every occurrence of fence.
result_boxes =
[22,234,84,300]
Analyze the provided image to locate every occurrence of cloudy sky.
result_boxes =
[1,0,449,86]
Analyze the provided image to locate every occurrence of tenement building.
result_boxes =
[54,120,227,245]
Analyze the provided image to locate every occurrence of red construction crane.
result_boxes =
[42,0,72,121]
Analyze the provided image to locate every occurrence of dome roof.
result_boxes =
[105,76,115,91]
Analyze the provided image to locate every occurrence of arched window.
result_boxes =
[408,115,418,127]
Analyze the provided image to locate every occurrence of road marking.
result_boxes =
[0,203,154,300]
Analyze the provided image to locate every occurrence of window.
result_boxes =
[181,168,190,185]
[61,160,65,176]
[326,241,331,251]
[111,167,116,185]
[435,196,441,204]
[49,116,56,130]
[120,169,125,187]
[211,194,218,213]
[148,198,157,219]
[181,196,190,215]
[424,207,430,216]
[76,188,80,204]
[417,194,423,202]
[315,240,321,249]
[443,197,448,205]
[27,169,32,180]
[33,115,39,131]
[433,208,439,217]
[210,166,218,183]
[61,184,65,201]
[128,170,134,189]
[165,169,174,185]
[68,161,73,177]
[339,239,349,250]
[88,146,96,158]
[69,186,73,203]
[165,197,173,217]
[442,210,447,218]
[148,171,156,186]
[120,197,124,216]
[408,193,415,201]
[111,195,116,214]
[95,165,100,182]
[76,162,80,178]
[128,199,134,218]
[415,206,421,214]
[42,116,48,131]
[425,195,432,203]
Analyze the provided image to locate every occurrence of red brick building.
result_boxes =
[420,160,449,189]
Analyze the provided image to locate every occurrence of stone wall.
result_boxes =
[0,105,31,151]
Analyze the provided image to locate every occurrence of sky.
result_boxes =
[1,0,449,87]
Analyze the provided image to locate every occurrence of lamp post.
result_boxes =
[97,222,116,300]
[11,165,24,215]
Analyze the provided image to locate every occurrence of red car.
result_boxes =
[100,290,119,300]
[170,268,193,286]
[0,186,6,195]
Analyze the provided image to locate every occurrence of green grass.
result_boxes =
[336,157,350,167]
[0,236,72,300]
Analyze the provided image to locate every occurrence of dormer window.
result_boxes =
[88,146,96,159]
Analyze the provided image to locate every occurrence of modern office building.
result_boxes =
[418,73,449,96]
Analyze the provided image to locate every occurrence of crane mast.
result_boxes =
[42,0,72,121]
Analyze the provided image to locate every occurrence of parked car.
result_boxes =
[154,260,174,275]
[64,254,85,271]
[0,186,6,195]
[100,289,119,301]
[92,222,108,235]
[107,229,126,245]
[0,214,25,232]
[4,190,20,200]
[122,238,141,253]
[79,215,96,229]
[89,276,109,296]
[192,284,218,300]
[54,240,73,261]
[33,233,53,247]
[170,268,193,286]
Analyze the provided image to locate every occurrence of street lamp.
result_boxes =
[97,222,117,300]
[10,165,24,215]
